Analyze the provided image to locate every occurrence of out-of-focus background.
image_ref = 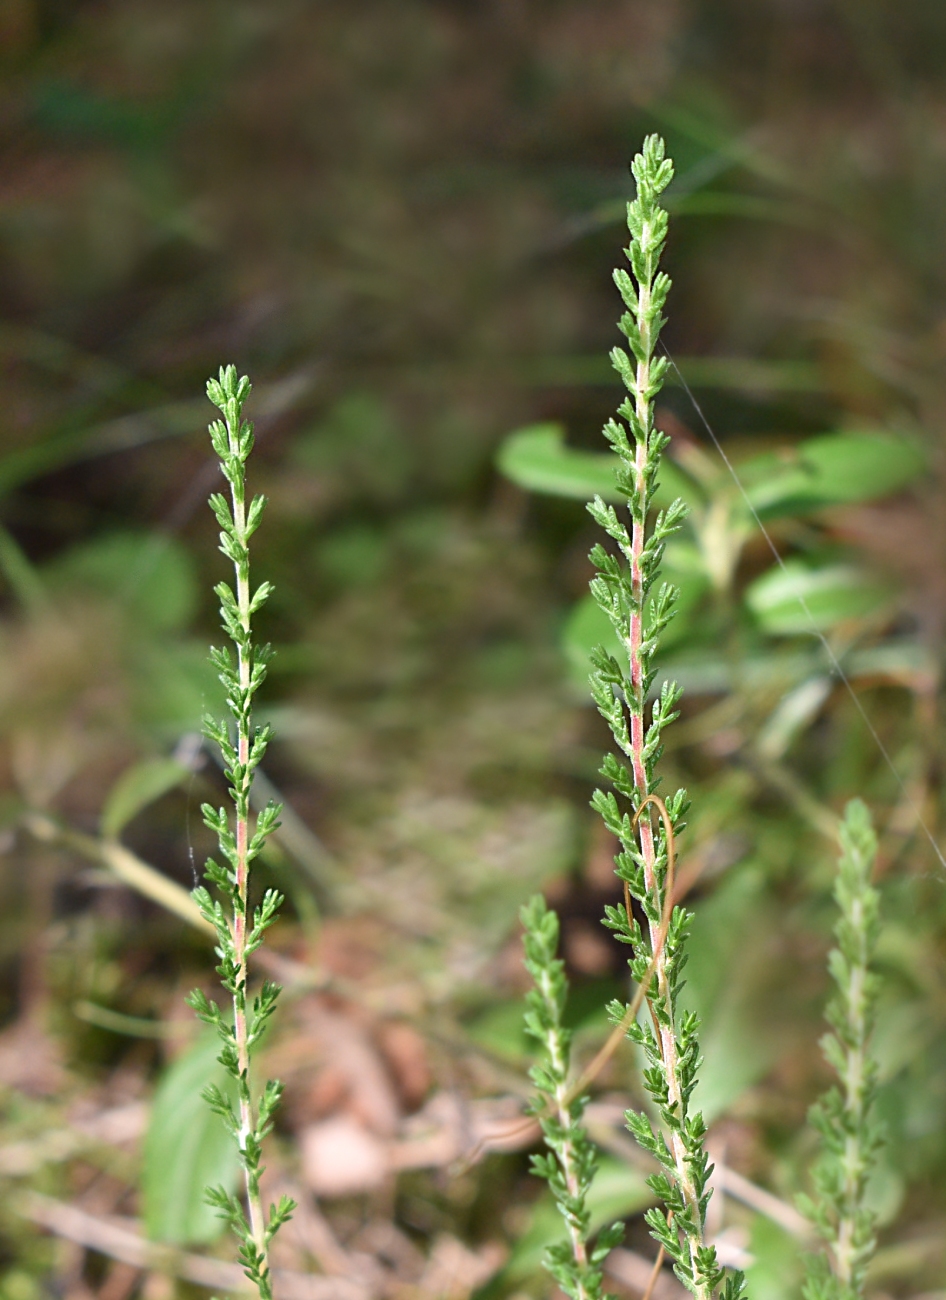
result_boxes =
[0,3,944,1297]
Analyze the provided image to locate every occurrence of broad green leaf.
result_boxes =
[465,980,618,1064]
[744,1217,801,1300]
[100,757,190,840]
[496,423,619,500]
[746,560,891,635]
[562,593,626,685]
[742,430,924,519]
[133,640,225,735]
[495,423,698,507]
[142,1031,240,1245]
[45,531,198,632]
[682,868,793,1121]
[504,1157,653,1283]
[562,549,710,686]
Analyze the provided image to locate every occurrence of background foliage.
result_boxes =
[0,3,944,1299]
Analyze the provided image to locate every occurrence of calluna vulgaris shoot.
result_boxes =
[187,367,294,1300]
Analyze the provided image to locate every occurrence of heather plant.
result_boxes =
[185,366,294,1300]
[800,801,882,1300]
[522,136,885,1300]
[522,134,738,1300]
[168,145,886,1300]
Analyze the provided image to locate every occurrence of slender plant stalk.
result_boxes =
[187,366,294,1300]
[587,134,741,1300]
[801,799,882,1300]
[523,135,742,1300]
[521,896,622,1300]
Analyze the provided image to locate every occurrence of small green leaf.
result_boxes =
[142,1031,240,1245]
[101,757,190,840]
[745,560,891,635]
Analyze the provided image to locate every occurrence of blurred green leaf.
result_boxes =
[562,547,710,686]
[743,430,925,519]
[465,998,531,1064]
[45,532,198,633]
[142,1031,239,1245]
[504,1157,653,1283]
[133,640,224,736]
[32,81,169,150]
[466,980,617,1064]
[496,423,618,500]
[682,868,790,1121]
[100,757,190,840]
[746,560,891,635]
[496,423,698,507]
[744,1217,801,1300]
[755,677,832,760]
[318,524,388,586]
[292,393,412,502]
[562,593,626,685]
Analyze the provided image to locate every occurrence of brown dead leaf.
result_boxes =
[314,917,388,982]
[0,1017,66,1095]
[274,996,402,1138]
[300,1115,389,1197]
[417,1235,505,1300]
[376,1020,431,1111]
[303,1002,401,1136]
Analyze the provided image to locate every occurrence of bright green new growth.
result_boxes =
[523,135,743,1300]
[186,366,294,1299]
[521,895,622,1300]
[801,800,882,1300]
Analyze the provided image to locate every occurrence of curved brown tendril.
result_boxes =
[564,792,677,1106]
[642,1244,666,1300]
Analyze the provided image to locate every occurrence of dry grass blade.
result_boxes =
[20,1194,373,1300]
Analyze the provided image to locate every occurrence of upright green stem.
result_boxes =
[802,800,882,1300]
[227,421,267,1268]
[521,896,622,1300]
[545,986,592,1292]
[626,218,704,1290]
[525,136,742,1300]
[187,367,294,1300]
[588,136,742,1300]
